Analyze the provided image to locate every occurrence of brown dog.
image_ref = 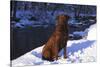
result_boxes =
[42,15,70,61]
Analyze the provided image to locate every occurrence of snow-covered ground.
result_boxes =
[12,24,97,66]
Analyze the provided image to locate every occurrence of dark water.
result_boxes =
[11,25,55,60]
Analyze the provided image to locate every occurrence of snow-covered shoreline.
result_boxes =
[12,24,97,66]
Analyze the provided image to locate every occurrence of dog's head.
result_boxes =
[56,15,70,25]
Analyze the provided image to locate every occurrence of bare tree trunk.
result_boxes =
[10,1,17,21]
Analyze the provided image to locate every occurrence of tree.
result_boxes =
[10,1,17,21]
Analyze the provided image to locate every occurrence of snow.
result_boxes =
[14,18,45,28]
[12,24,96,66]
[16,10,33,19]
[87,24,96,40]
[14,19,34,28]
[73,31,87,37]
[68,18,79,25]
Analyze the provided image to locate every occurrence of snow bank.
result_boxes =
[12,24,96,66]
[87,24,96,40]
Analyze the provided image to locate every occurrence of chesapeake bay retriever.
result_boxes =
[42,15,70,61]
